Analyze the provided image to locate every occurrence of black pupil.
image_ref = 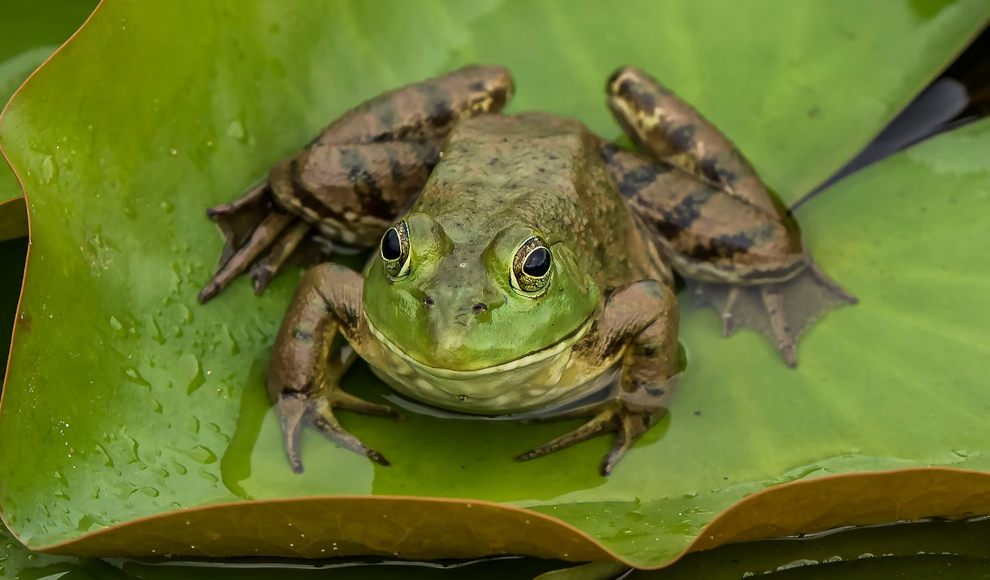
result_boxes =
[523,247,551,277]
[382,229,401,260]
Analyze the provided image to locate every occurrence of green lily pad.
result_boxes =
[0,0,100,228]
[1,0,989,571]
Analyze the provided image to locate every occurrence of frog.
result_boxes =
[198,64,855,476]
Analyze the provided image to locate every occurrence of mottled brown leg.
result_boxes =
[603,66,856,366]
[517,281,679,476]
[267,263,399,473]
[200,65,514,303]
[606,66,777,214]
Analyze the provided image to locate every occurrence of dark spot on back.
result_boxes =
[669,124,697,152]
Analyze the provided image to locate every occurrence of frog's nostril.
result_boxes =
[472,302,487,314]
[423,296,435,307]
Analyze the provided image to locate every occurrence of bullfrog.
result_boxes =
[198,64,855,475]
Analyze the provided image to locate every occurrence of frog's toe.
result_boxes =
[274,392,391,473]
[274,393,309,473]
[330,388,404,420]
[516,400,663,476]
[312,414,390,466]
[721,285,743,337]
[249,220,315,294]
[515,409,616,462]
[200,209,295,303]
[201,180,332,303]
[760,284,798,368]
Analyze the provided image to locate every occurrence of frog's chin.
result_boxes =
[365,314,594,381]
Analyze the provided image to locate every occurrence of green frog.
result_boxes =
[198,65,855,476]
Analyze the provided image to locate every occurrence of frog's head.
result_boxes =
[363,213,601,376]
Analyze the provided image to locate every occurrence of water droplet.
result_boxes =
[95,444,114,468]
[40,155,54,184]
[125,367,152,390]
[200,470,219,484]
[172,461,188,475]
[225,325,240,355]
[54,470,68,487]
[140,487,160,497]
[179,305,194,324]
[188,445,217,464]
[161,200,174,214]
[179,354,206,394]
[92,486,100,499]
[227,120,246,142]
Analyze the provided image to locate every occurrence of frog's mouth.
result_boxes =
[365,314,595,380]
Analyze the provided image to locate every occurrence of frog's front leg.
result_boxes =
[199,64,514,303]
[268,263,400,472]
[604,66,856,367]
[516,281,679,476]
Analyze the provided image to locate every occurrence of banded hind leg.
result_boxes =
[603,66,855,366]
[199,64,514,303]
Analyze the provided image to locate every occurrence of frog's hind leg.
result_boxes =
[199,64,515,303]
[603,66,856,366]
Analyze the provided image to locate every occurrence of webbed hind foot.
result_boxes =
[689,262,857,367]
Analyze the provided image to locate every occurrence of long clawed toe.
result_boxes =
[199,184,327,304]
[275,392,400,473]
[515,401,663,477]
[689,261,857,368]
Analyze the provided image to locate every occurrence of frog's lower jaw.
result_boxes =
[365,315,606,415]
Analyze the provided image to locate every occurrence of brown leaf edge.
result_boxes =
[11,467,990,569]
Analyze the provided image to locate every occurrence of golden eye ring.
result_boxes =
[510,236,552,296]
[380,221,410,278]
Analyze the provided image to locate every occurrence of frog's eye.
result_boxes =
[510,236,553,296]
[380,221,411,278]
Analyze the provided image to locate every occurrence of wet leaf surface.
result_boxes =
[0,0,989,570]
[0,0,99,221]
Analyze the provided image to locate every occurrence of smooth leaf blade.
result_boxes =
[1,0,989,570]
[0,0,100,214]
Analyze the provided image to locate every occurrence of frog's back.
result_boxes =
[413,112,669,288]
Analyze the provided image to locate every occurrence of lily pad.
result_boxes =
[1,0,989,571]
[0,0,100,233]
